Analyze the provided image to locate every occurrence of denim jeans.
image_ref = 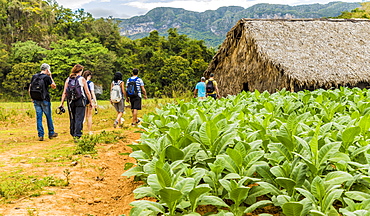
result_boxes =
[33,100,55,137]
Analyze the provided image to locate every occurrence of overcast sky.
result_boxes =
[54,0,362,19]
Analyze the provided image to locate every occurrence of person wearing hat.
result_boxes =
[29,63,58,141]
[194,76,206,100]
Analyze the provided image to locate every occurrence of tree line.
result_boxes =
[335,2,370,19]
[0,0,216,101]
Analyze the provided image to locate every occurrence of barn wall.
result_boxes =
[205,21,292,96]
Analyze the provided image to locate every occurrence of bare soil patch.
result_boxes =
[0,128,141,216]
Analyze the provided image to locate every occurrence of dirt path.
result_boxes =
[0,126,141,216]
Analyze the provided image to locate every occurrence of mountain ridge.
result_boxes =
[117,1,361,47]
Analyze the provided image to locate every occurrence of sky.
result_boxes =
[54,0,363,19]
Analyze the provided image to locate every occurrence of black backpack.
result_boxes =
[30,74,47,101]
[66,76,83,101]
[206,80,215,94]
[126,77,139,98]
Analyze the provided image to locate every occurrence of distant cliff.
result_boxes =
[117,1,360,47]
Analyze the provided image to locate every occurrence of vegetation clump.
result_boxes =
[125,87,370,215]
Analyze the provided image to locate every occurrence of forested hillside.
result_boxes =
[0,0,215,101]
[335,1,370,18]
[118,1,361,47]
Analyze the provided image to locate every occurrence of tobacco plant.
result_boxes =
[124,87,370,215]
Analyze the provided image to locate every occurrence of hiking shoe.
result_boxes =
[39,137,44,141]
[113,120,118,128]
[49,133,58,139]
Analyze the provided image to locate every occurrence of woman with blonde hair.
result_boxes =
[82,70,97,134]
[59,64,94,140]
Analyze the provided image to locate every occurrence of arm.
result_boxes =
[215,82,220,98]
[141,86,147,99]
[28,84,32,101]
[59,79,69,108]
[49,75,56,89]
[194,88,198,98]
[125,81,130,103]
[110,82,113,104]
[82,78,93,106]
[120,81,126,99]
[91,88,97,106]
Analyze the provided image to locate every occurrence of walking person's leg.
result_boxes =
[113,100,123,128]
[41,100,57,139]
[130,96,141,125]
[74,101,86,138]
[132,109,138,125]
[68,101,76,137]
[33,100,44,140]
[85,105,93,133]
[114,111,123,128]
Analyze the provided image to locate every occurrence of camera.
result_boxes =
[56,106,66,115]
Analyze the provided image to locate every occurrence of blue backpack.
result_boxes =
[126,77,139,98]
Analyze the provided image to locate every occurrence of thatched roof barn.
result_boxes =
[204,18,370,96]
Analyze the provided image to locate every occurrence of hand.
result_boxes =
[144,95,148,99]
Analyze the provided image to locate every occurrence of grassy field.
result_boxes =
[0,98,178,203]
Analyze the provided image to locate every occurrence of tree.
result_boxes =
[10,41,47,64]
[335,2,370,19]
[43,39,116,98]
[157,56,194,97]
[2,62,39,100]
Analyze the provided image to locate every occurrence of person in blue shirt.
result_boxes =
[194,77,206,100]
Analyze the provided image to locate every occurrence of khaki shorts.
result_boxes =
[113,99,124,113]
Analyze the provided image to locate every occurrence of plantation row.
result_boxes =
[124,88,370,216]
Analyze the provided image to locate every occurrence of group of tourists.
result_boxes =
[29,63,146,141]
[194,73,220,100]
[29,63,218,141]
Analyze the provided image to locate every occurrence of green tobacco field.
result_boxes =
[125,88,370,216]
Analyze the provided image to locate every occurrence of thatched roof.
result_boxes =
[204,18,370,96]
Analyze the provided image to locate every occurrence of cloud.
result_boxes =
[56,0,95,9]
[123,0,346,13]
[55,0,362,18]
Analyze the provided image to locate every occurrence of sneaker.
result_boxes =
[49,133,58,139]
[136,120,141,124]
[113,120,118,128]
[39,137,44,141]
[131,123,136,126]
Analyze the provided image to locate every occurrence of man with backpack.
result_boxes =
[205,73,220,100]
[126,68,147,126]
[29,63,58,141]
